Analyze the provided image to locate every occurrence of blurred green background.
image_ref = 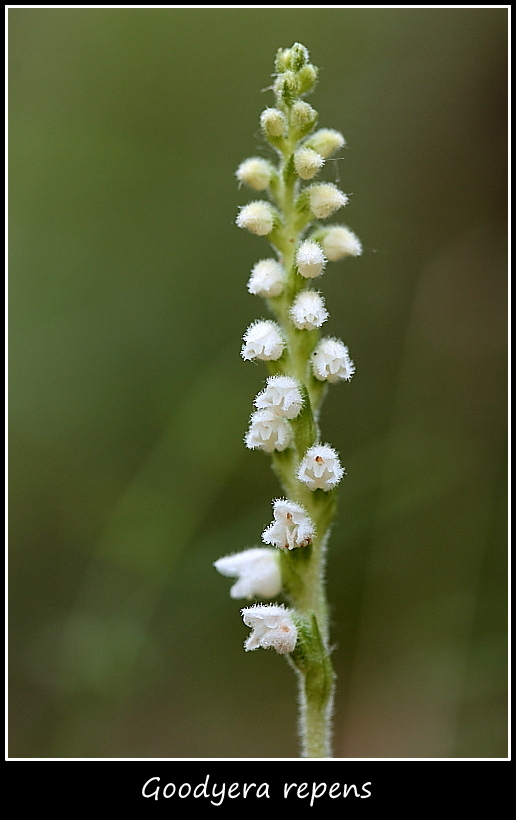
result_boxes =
[9,8,507,758]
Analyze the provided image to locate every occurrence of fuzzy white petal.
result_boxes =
[260,107,286,138]
[241,321,285,361]
[290,101,317,134]
[236,201,275,236]
[309,184,348,219]
[254,375,303,419]
[296,240,326,279]
[306,128,346,159]
[311,337,355,382]
[297,444,344,491]
[294,148,324,180]
[247,259,285,298]
[321,226,362,261]
[262,498,315,550]
[245,410,292,452]
[236,158,273,191]
[214,548,282,599]
[290,290,328,330]
[241,604,298,654]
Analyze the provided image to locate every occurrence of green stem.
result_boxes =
[289,611,335,757]
[298,673,334,758]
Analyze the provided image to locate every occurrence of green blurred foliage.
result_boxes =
[9,8,507,758]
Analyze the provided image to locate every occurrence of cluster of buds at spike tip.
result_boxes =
[216,44,363,673]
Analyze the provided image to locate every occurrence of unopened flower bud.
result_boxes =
[260,107,286,139]
[287,42,310,71]
[274,71,299,106]
[297,63,318,94]
[241,604,298,654]
[262,498,315,550]
[294,148,324,180]
[214,548,281,600]
[309,184,348,219]
[321,225,362,261]
[297,444,344,491]
[241,320,285,361]
[236,201,276,236]
[254,375,303,419]
[311,337,355,382]
[274,47,291,73]
[236,157,273,191]
[247,259,285,298]
[290,101,317,137]
[306,128,346,158]
[296,240,326,279]
[290,290,328,330]
[245,409,292,453]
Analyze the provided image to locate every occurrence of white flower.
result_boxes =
[309,183,348,219]
[294,148,324,180]
[241,320,285,361]
[262,498,315,550]
[296,240,326,279]
[236,158,273,191]
[290,290,328,330]
[306,128,346,159]
[260,107,286,139]
[321,225,362,261]
[297,444,344,491]
[236,201,275,236]
[214,548,281,599]
[311,337,355,382]
[245,409,292,452]
[241,604,298,654]
[247,259,285,298]
[254,375,303,419]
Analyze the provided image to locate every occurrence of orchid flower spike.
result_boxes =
[216,41,364,759]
